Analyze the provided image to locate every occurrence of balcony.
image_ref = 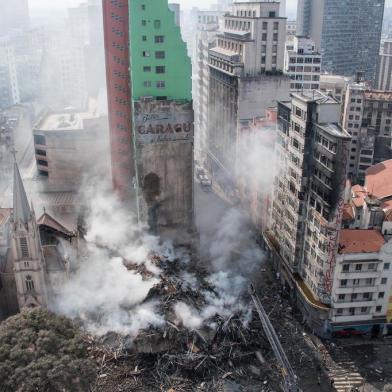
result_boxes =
[209,47,243,76]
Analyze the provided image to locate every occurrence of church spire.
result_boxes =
[13,161,31,225]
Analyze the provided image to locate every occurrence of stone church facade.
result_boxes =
[0,163,75,321]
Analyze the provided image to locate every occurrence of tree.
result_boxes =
[0,308,96,392]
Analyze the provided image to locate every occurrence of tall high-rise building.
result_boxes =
[267,90,351,333]
[0,38,20,109]
[0,0,30,36]
[297,0,385,84]
[206,1,290,192]
[194,10,224,166]
[102,0,134,197]
[103,0,194,241]
[376,39,392,91]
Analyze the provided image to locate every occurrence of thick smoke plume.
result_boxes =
[52,181,168,336]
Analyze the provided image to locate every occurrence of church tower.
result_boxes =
[11,162,47,309]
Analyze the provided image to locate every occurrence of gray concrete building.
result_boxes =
[194,10,224,166]
[342,86,392,183]
[297,0,385,84]
[33,103,109,192]
[0,38,20,109]
[266,90,351,334]
[206,1,290,192]
[376,39,392,91]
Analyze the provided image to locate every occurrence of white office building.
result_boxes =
[284,36,321,91]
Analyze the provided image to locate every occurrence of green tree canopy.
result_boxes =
[0,308,96,392]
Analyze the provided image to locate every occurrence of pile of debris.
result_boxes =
[85,253,282,391]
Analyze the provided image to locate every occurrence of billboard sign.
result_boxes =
[134,100,194,145]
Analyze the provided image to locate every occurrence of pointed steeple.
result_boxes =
[13,161,31,225]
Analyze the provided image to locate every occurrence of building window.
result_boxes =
[143,81,152,87]
[142,51,151,57]
[381,277,388,284]
[35,149,46,156]
[378,292,385,298]
[155,51,165,59]
[156,66,165,74]
[19,237,29,258]
[368,264,376,270]
[341,279,347,286]
[141,4,146,10]
[360,307,367,313]
[355,264,362,271]
[384,263,390,270]
[272,56,277,64]
[273,33,278,41]
[363,292,370,299]
[142,20,147,26]
[154,20,161,28]
[337,308,343,315]
[34,134,46,146]
[338,294,345,300]
[26,276,34,291]
[261,56,266,64]
[142,35,147,41]
[156,81,165,88]
[342,264,349,272]
[376,306,382,312]
[37,160,48,167]
[262,33,267,41]
[273,21,279,30]
[143,66,151,72]
[349,307,355,315]
[262,22,268,29]
[155,35,164,43]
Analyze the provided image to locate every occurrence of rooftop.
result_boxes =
[291,90,338,105]
[36,111,98,132]
[385,210,392,222]
[365,160,392,200]
[317,123,350,139]
[339,230,385,254]
[352,184,368,208]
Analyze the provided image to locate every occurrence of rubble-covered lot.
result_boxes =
[82,254,332,392]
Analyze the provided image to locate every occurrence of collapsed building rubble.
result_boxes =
[71,250,330,392]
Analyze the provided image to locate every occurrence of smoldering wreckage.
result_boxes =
[44,188,326,392]
[55,223,326,391]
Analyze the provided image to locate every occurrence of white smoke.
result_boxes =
[52,181,168,336]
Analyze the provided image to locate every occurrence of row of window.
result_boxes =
[143,81,166,88]
[289,57,321,64]
[143,66,165,74]
[342,263,390,272]
[287,66,320,73]
[112,42,126,52]
[335,305,382,315]
[110,0,126,9]
[142,50,165,59]
[110,12,124,23]
[261,32,279,42]
[141,19,161,28]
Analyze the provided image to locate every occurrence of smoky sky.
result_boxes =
[29,0,299,12]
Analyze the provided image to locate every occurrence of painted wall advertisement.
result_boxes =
[134,100,194,145]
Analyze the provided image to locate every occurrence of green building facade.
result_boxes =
[129,0,192,101]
